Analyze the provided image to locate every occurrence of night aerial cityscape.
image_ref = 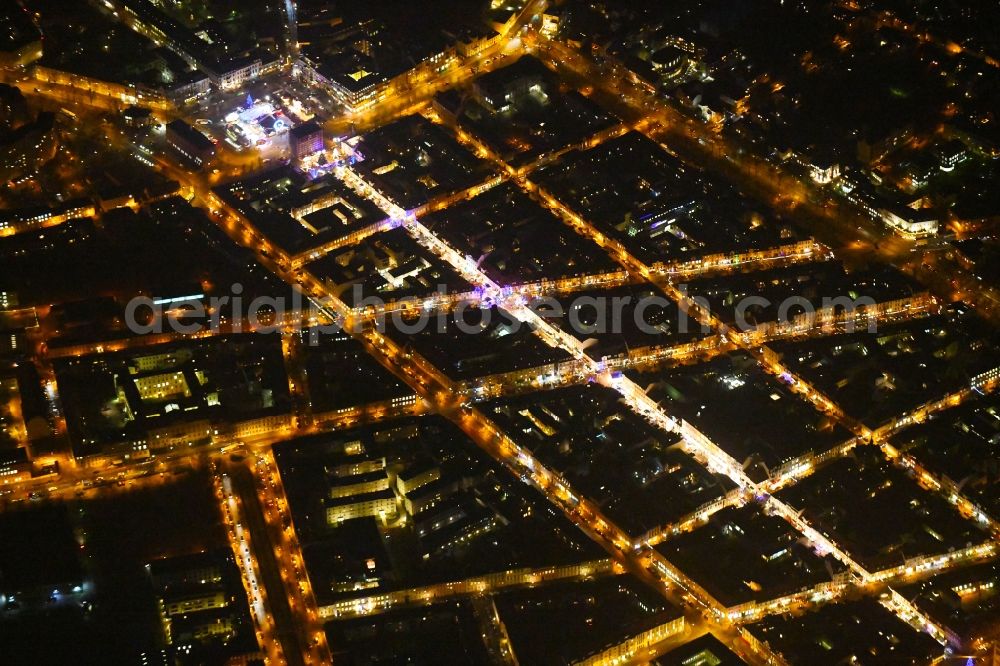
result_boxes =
[2,0,1000,664]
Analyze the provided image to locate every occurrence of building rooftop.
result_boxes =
[165,119,215,153]
[778,449,988,570]
[756,598,942,664]
[657,504,847,607]
[289,119,323,140]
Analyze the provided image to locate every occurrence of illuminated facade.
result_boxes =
[0,291,17,310]
[809,160,841,185]
[288,120,324,163]
[147,419,213,452]
[395,464,440,496]
[0,200,96,238]
[329,470,391,499]
[879,204,939,238]
[134,372,190,403]
[302,60,387,113]
[326,488,398,524]
[209,57,263,91]
[0,447,31,483]
[147,551,241,649]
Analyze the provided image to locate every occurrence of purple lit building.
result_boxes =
[289,120,324,163]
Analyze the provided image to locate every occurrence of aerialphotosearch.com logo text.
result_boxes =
[124,283,881,344]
